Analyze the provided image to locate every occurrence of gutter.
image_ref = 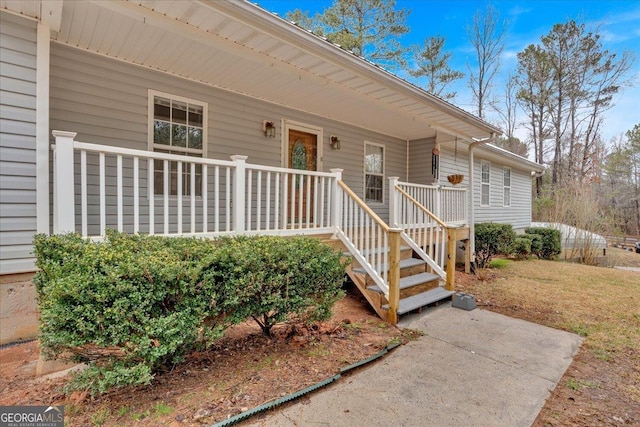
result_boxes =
[468,132,497,271]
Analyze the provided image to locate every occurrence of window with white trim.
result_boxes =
[149,91,207,196]
[365,142,384,203]
[503,167,511,207]
[481,161,490,206]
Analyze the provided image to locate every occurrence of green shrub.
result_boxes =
[525,227,562,260]
[34,231,346,395]
[513,237,532,260]
[474,223,516,268]
[34,231,222,395]
[199,235,346,336]
[522,233,543,255]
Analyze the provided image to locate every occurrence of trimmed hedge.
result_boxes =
[513,237,532,259]
[33,231,346,395]
[525,227,562,260]
[474,223,516,268]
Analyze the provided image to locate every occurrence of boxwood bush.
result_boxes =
[524,227,562,260]
[199,235,347,336]
[474,223,516,268]
[512,237,532,260]
[33,231,346,395]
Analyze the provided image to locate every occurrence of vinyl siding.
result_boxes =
[438,146,534,231]
[49,43,407,233]
[407,137,435,184]
[472,155,533,232]
[0,12,37,274]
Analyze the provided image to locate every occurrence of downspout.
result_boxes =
[468,132,496,271]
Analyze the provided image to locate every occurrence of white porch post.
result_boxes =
[330,168,343,231]
[388,176,399,227]
[231,155,248,233]
[52,131,77,234]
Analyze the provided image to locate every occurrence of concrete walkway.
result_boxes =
[245,303,582,427]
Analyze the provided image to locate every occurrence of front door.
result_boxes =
[288,129,318,224]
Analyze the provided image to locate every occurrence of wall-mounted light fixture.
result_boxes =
[330,135,341,150]
[262,120,276,138]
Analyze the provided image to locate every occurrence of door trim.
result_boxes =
[281,119,323,171]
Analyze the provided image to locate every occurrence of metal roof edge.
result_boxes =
[480,143,544,171]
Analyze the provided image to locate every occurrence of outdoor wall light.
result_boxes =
[330,135,341,150]
[263,120,276,138]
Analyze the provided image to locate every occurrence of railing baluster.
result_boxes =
[163,159,169,235]
[275,172,281,229]
[257,171,262,231]
[247,169,253,232]
[177,161,182,234]
[190,162,195,234]
[319,177,325,227]
[149,159,154,235]
[81,150,87,237]
[133,157,139,234]
[99,152,105,236]
[283,172,289,229]
[225,167,230,232]
[203,164,208,234]
[117,154,123,232]
[306,175,311,228]
[298,174,303,229]
[265,171,271,231]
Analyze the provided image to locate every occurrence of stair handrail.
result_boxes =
[395,186,448,228]
[335,181,401,319]
[394,185,449,280]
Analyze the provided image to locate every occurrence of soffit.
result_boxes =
[13,0,500,141]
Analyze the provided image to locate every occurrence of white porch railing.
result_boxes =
[393,180,467,225]
[52,131,338,239]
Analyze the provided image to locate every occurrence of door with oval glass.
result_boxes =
[288,129,317,225]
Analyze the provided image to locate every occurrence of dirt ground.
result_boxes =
[0,285,413,426]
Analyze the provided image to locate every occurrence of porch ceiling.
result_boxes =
[8,0,500,141]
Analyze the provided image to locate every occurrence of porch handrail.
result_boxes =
[395,186,447,229]
[335,181,402,324]
[52,131,341,239]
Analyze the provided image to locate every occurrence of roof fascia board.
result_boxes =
[478,144,543,171]
[204,0,501,138]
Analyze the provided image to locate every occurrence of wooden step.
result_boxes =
[367,272,440,294]
[383,287,454,315]
[353,257,426,280]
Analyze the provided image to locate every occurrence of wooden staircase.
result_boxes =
[324,236,454,322]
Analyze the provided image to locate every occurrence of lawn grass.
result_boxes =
[465,259,639,356]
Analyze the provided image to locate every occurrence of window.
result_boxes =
[365,142,384,203]
[503,167,511,207]
[481,161,490,206]
[149,91,207,196]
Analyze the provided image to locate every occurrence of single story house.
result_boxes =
[0,0,542,341]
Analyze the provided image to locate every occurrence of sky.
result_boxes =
[256,0,640,147]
